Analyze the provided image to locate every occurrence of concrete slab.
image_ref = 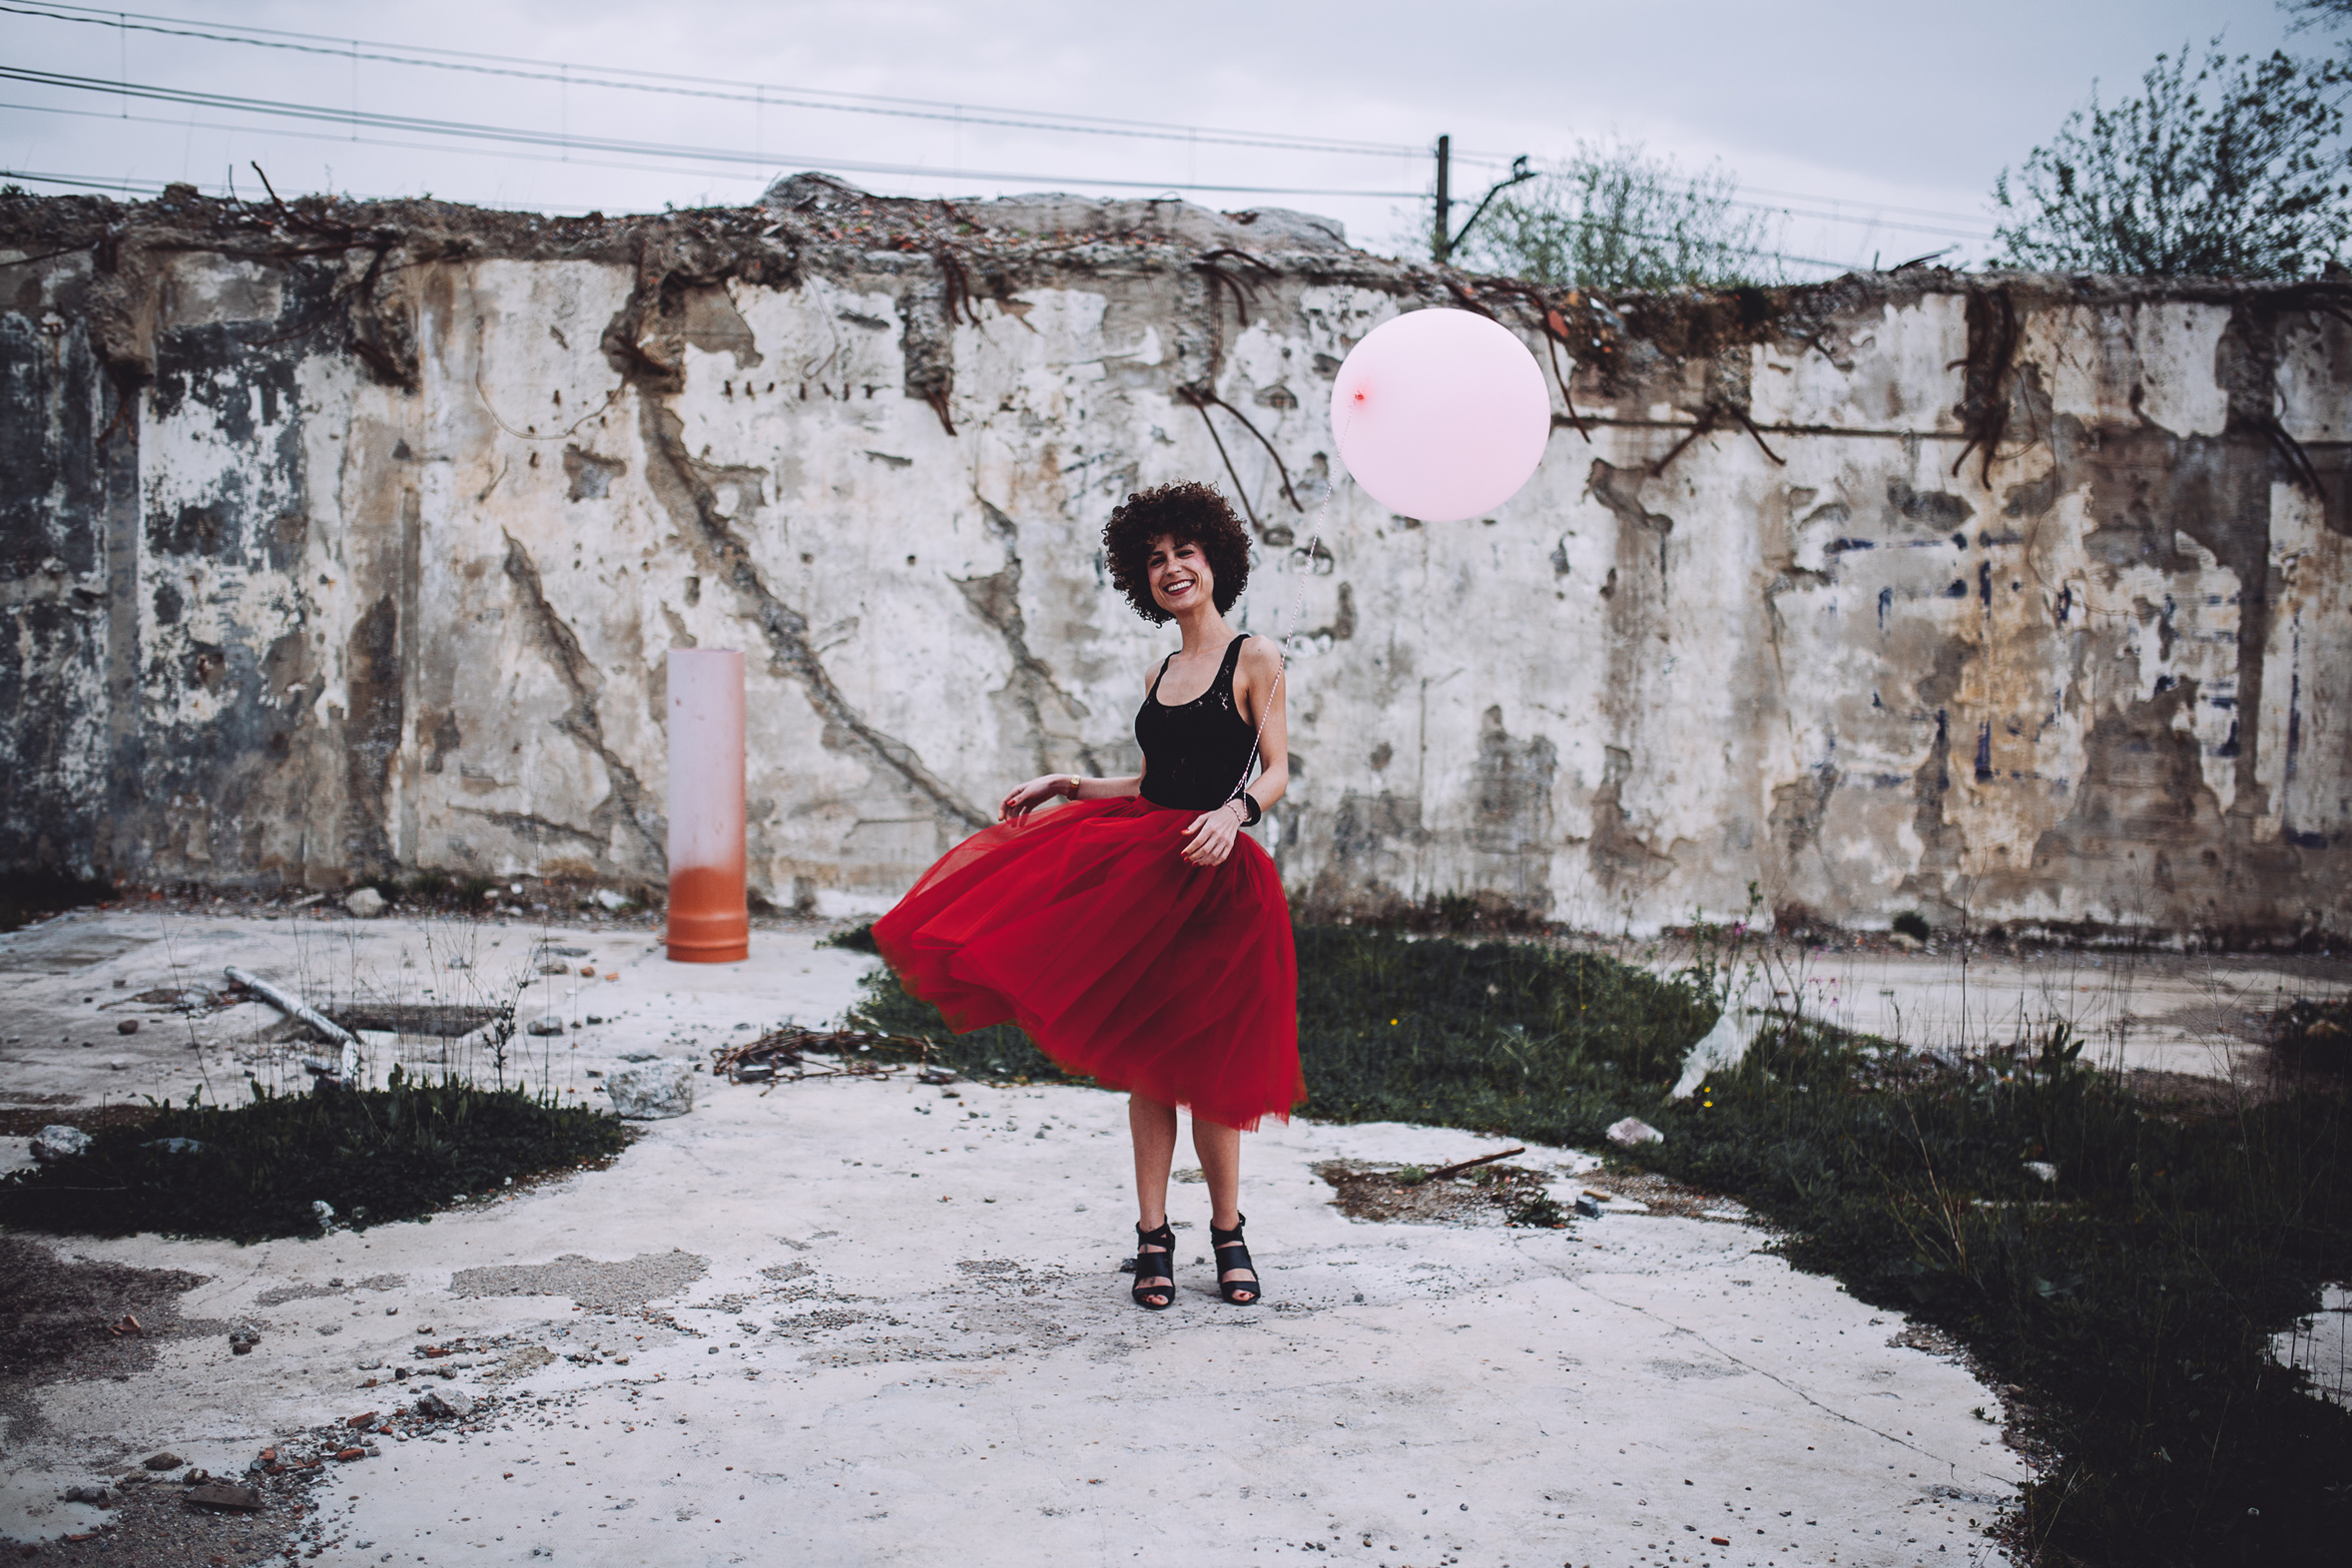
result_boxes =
[0,910,2037,1566]
[2,1076,2026,1567]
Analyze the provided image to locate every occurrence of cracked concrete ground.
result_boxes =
[26,908,2329,1564]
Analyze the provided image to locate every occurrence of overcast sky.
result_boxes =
[0,1,2314,271]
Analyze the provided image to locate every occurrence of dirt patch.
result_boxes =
[2128,1001,2274,1043]
[447,1250,709,1312]
[0,1237,209,1384]
[0,1462,327,1566]
[0,1236,217,1452]
[1888,1321,1968,1357]
[1315,1160,1564,1227]
[771,1307,872,1333]
[251,1274,405,1308]
[0,1104,164,1139]
[1579,1167,1752,1222]
[2121,1067,2274,1115]
[487,1343,556,1382]
[2116,1060,2347,1114]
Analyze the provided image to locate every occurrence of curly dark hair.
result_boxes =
[1102,480,1252,624]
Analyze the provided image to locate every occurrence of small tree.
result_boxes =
[1455,138,1786,290]
[1992,41,2351,277]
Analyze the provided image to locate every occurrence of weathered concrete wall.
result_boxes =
[3,178,2348,938]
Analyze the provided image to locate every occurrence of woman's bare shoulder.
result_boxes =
[1236,635,1285,678]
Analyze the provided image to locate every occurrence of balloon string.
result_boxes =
[1232,507,1332,806]
[1233,388,1355,806]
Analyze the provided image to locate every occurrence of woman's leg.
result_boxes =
[1130,1093,1179,1226]
[1129,1094,1179,1304]
[1192,1118,1257,1302]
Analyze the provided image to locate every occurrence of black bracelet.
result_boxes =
[1230,793,1263,827]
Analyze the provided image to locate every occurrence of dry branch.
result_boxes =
[709,1026,935,1085]
[224,966,357,1081]
[1424,1146,1527,1183]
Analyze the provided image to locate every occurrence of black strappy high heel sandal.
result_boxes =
[1210,1214,1261,1306]
[1130,1221,1176,1310]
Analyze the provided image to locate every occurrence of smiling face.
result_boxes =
[1145,534,1216,618]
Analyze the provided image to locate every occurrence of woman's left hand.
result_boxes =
[1180,802,1244,866]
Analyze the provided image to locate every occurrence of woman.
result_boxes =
[873,480,1302,1310]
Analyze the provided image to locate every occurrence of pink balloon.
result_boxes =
[1329,307,1551,523]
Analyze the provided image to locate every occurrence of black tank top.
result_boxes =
[1134,635,1256,811]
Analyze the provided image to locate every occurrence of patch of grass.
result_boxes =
[1284,924,1714,1141]
[845,916,2352,1565]
[0,1069,632,1243]
[0,866,112,933]
[820,922,881,954]
[1656,1022,2352,1565]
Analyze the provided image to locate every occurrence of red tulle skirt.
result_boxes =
[872,796,1303,1131]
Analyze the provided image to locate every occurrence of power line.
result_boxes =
[1,1,1427,162]
[1,167,180,195]
[1438,153,1997,242]
[0,165,603,214]
[0,67,1430,199]
[13,97,1280,207]
[1,102,783,200]
[4,0,2002,242]
[1446,151,1998,233]
[1736,183,1994,231]
[0,78,1979,259]
[0,11,1949,269]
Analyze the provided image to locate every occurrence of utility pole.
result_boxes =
[1433,134,1452,265]
[1431,143,1534,269]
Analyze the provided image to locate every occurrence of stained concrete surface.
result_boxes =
[0,907,2062,1564]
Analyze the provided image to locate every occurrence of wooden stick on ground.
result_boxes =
[225,965,358,1082]
[1423,1146,1526,1183]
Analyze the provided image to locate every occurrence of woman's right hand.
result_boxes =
[999,774,1072,822]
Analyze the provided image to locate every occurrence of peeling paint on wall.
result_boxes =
[2,180,2347,939]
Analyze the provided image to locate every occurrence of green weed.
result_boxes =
[0,1069,631,1243]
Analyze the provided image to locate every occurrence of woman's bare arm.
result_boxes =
[1000,770,1139,821]
[998,662,1158,822]
[1233,636,1288,815]
[1177,637,1288,866]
